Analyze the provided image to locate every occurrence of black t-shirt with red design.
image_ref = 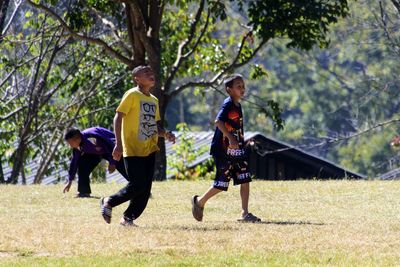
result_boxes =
[210,97,244,158]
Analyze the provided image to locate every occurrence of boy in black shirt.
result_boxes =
[191,74,261,222]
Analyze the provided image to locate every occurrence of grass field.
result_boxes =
[1,180,400,266]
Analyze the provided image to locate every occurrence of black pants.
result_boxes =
[77,153,128,194]
[107,153,155,220]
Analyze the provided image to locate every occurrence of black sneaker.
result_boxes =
[120,217,136,227]
[75,193,91,198]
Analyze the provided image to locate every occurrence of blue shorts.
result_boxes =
[213,148,252,191]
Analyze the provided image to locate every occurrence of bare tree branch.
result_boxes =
[170,32,267,97]
[164,0,208,93]
[0,106,24,121]
[149,0,163,39]
[26,0,133,67]
[254,117,400,156]
[41,44,90,105]
[379,0,400,56]
[33,96,88,183]
[1,0,22,38]
[131,0,158,60]
[0,32,44,89]
[127,2,145,66]
[0,0,10,43]
[125,3,135,57]
[89,6,132,57]
[391,0,400,13]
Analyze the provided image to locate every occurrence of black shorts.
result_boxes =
[213,148,252,191]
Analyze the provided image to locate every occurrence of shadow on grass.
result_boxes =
[150,224,241,231]
[252,220,325,226]
[149,220,325,232]
[75,195,101,199]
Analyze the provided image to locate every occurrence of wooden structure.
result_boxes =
[246,133,364,180]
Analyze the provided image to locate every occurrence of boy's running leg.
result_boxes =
[115,157,129,181]
[197,187,222,208]
[107,156,139,208]
[238,183,261,222]
[240,182,249,217]
[192,156,230,221]
[100,197,112,223]
[192,187,222,221]
[121,153,155,221]
[77,154,102,197]
[131,153,154,219]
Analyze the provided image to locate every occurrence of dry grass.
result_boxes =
[1,180,400,266]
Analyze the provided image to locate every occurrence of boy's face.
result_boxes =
[66,136,81,149]
[227,78,245,100]
[134,67,155,88]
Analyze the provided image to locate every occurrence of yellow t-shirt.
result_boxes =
[116,87,161,157]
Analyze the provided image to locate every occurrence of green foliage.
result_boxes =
[167,123,215,180]
[246,0,349,49]
[208,0,228,21]
[249,64,268,80]
[337,129,400,177]
[0,5,130,183]
[11,0,359,182]
[161,3,229,80]
[64,0,122,31]
[5,181,400,266]
[244,0,400,176]
[90,161,107,183]
[166,0,400,178]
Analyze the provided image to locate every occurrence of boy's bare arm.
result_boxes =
[112,112,124,160]
[215,120,239,148]
[157,121,176,143]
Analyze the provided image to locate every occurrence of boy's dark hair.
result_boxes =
[132,65,151,77]
[223,73,243,89]
[64,128,81,140]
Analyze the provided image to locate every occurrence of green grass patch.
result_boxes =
[1,180,400,266]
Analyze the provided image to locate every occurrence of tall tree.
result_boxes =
[229,0,400,177]
[0,0,10,41]
[26,0,349,180]
[0,6,124,183]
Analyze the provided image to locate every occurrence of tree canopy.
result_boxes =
[1,0,352,182]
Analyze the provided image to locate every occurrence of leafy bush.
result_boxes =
[168,123,215,180]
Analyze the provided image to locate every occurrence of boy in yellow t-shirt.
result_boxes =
[100,65,175,226]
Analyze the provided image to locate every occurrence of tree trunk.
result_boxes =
[179,94,185,123]
[7,141,25,184]
[21,165,26,185]
[0,0,10,43]
[153,91,168,181]
[0,157,5,183]
[33,132,63,184]
[147,26,167,180]
[154,139,166,181]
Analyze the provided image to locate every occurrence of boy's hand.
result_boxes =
[112,145,123,161]
[391,135,400,148]
[108,164,116,174]
[228,138,239,149]
[165,131,176,144]
[63,180,72,193]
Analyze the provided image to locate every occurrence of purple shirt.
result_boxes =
[68,127,116,182]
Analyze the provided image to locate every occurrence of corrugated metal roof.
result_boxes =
[247,133,365,179]
[2,131,217,184]
[380,167,400,180]
[2,131,364,183]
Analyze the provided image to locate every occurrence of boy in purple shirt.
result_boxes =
[63,127,128,197]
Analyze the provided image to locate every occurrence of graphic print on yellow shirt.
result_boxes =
[139,101,157,141]
[116,88,160,157]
